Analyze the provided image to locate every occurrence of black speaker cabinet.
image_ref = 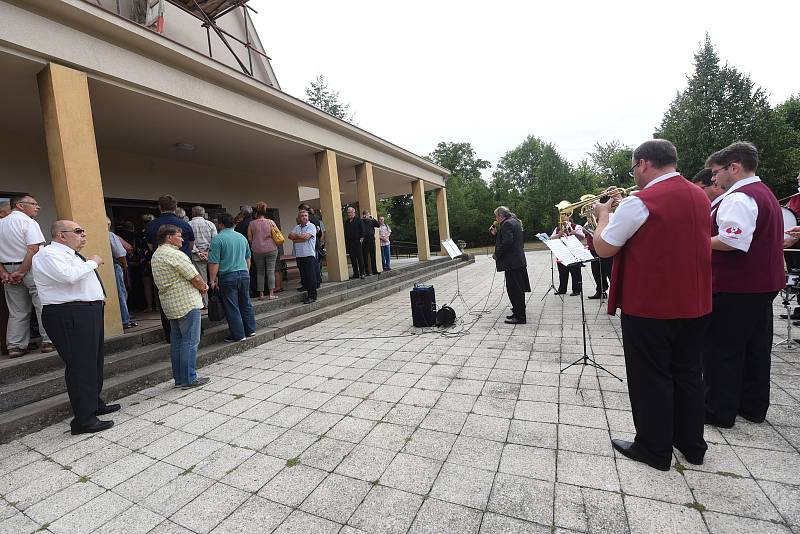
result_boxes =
[410,285,436,327]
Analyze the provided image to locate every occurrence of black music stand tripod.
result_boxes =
[541,251,564,302]
[560,258,623,390]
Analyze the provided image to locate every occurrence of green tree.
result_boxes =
[773,95,800,197]
[490,135,581,234]
[589,141,634,189]
[654,36,783,187]
[427,142,494,247]
[305,74,354,122]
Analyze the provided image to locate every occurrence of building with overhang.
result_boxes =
[0,0,452,338]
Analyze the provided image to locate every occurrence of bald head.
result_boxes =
[51,220,87,251]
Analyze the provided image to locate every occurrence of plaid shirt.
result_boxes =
[151,244,203,319]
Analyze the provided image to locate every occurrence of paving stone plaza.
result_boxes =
[1,251,799,534]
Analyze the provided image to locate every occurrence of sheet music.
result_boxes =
[440,239,462,259]
[543,235,594,265]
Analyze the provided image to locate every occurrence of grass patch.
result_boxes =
[36,523,50,532]
[286,457,300,468]
[673,462,685,474]
[78,475,90,483]
[62,465,73,471]
[181,465,196,476]
[370,479,380,486]
[715,471,743,479]
[684,501,706,512]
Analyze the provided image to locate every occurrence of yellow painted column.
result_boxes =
[315,150,348,282]
[355,162,381,273]
[37,63,122,338]
[411,179,431,261]
[436,188,451,256]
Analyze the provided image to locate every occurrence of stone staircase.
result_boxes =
[0,255,473,442]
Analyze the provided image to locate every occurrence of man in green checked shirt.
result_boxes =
[151,224,210,389]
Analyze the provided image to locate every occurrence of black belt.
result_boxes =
[1,262,22,266]
[44,300,104,308]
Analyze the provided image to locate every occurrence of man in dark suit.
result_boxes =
[490,206,530,324]
[343,206,366,279]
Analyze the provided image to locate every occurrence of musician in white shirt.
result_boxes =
[32,220,119,435]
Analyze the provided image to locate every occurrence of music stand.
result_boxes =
[536,234,563,302]
[543,236,623,390]
[774,266,800,349]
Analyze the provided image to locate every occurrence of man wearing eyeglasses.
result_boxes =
[0,195,53,358]
[592,139,712,471]
[32,220,118,435]
[704,141,784,429]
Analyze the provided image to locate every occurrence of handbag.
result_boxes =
[207,287,225,322]
[270,222,285,246]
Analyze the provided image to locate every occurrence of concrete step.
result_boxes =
[0,256,458,386]
[0,255,473,442]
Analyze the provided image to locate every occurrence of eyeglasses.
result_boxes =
[18,201,40,207]
[711,164,732,177]
[628,160,640,178]
[60,228,86,235]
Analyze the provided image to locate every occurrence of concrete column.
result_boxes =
[411,179,431,261]
[37,63,122,339]
[355,162,381,273]
[435,188,451,256]
[315,149,348,282]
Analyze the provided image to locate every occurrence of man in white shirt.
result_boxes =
[704,142,784,429]
[189,206,217,307]
[0,195,53,357]
[33,220,118,435]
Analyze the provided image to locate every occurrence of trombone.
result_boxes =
[555,186,638,233]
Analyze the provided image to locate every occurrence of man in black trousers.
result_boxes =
[361,210,380,275]
[32,220,118,435]
[344,206,366,279]
[490,207,530,324]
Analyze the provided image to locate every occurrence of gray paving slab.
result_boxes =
[2,252,799,534]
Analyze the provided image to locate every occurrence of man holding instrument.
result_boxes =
[704,142,784,429]
[593,139,711,471]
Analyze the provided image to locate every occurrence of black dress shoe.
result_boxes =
[569,291,581,296]
[587,292,602,299]
[674,445,704,465]
[96,403,121,416]
[705,409,734,429]
[504,317,526,324]
[611,439,670,471]
[71,419,114,435]
[506,315,515,319]
[554,291,567,295]
[738,412,765,424]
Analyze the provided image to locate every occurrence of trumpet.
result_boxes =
[555,185,638,232]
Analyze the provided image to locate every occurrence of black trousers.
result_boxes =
[705,291,777,425]
[346,239,365,277]
[590,251,612,293]
[42,301,106,426]
[362,239,378,275]
[296,256,317,299]
[505,268,531,320]
[621,312,710,462]
[557,262,582,293]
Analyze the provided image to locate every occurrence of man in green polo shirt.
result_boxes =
[208,212,256,342]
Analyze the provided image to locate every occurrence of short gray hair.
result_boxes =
[192,206,205,218]
[240,205,253,216]
[494,206,512,218]
[50,220,71,237]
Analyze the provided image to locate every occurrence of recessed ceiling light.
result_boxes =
[174,143,195,151]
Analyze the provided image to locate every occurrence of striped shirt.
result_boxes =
[151,244,203,320]
[190,217,218,253]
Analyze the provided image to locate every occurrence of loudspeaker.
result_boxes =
[436,305,456,327]
[410,284,436,327]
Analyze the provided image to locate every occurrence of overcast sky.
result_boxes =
[251,0,798,177]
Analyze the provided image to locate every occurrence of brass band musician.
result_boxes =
[550,213,584,296]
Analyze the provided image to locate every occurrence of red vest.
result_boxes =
[711,181,784,293]
[608,175,712,319]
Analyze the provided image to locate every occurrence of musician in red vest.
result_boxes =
[592,139,711,471]
[704,142,784,429]
[782,172,800,321]
[550,214,584,296]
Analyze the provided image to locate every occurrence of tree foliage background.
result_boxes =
[305,74,355,123]
[311,38,799,250]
